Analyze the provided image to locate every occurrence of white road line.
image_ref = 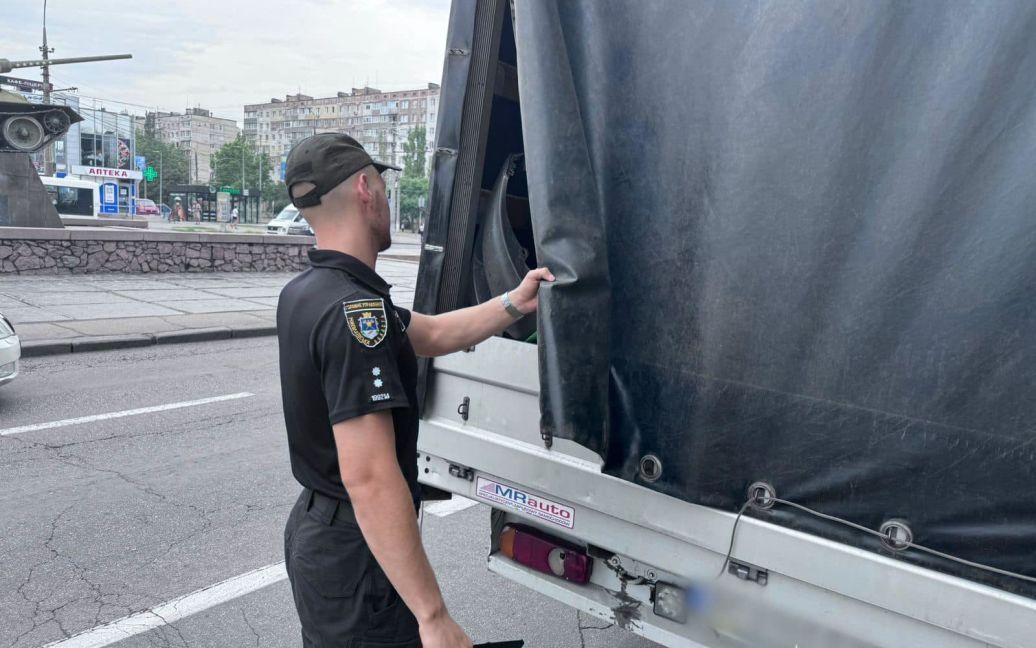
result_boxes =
[425,496,479,517]
[0,392,255,437]
[42,562,287,648]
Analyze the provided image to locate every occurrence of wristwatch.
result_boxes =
[500,291,525,319]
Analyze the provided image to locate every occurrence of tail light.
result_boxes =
[499,525,591,584]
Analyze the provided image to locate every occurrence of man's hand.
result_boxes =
[508,267,556,315]
[406,266,555,357]
[419,610,473,648]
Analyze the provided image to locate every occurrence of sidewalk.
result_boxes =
[0,256,419,357]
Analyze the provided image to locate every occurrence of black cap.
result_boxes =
[284,133,401,208]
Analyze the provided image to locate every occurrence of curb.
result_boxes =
[21,324,277,358]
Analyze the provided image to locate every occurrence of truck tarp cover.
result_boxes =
[516,1,1036,594]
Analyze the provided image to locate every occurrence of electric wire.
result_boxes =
[720,495,1036,585]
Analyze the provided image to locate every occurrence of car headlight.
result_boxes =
[0,315,14,339]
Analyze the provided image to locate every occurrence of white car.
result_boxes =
[0,313,20,386]
[266,205,304,234]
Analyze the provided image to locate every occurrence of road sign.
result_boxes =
[134,155,146,171]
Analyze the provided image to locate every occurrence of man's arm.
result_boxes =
[407,267,555,357]
[334,411,471,648]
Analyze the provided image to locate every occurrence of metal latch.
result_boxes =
[457,396,470,422]
[448,463,474,482]
[727,559,768,586]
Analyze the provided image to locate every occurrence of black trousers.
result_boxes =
[285,489,421,647]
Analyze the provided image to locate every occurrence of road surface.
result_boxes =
[0,338,660,648]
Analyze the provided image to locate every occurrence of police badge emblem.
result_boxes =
[343,298,389,348]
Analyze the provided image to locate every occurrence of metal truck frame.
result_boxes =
[414,2,1036,646]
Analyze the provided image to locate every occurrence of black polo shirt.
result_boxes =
[277,248,420,503]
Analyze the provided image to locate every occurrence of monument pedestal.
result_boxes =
[0,153,64,228]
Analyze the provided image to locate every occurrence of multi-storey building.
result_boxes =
[151,108,239,185]
[243,83,440,178]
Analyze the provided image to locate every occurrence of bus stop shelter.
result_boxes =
[167,185,262,223]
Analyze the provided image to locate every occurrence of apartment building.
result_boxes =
[152,108,240,185]
[243,83,440,177]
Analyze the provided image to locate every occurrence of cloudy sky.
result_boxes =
[2,0,452,123]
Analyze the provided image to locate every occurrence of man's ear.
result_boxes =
[355,172,371,204]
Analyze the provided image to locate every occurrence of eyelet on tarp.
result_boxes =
[747,481,776,510]
[879,519,914,551]
[639,454,663,482]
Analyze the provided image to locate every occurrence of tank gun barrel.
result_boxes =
[0,54,132,74]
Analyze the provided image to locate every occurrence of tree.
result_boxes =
[399,174,429,231]
[264,181,291,215]
[135,129,189,206]
[401,127,427,178]
[210,135,264,193]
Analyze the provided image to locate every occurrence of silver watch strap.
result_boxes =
[501,292,524,319]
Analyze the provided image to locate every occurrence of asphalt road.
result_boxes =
[0,338,660,648]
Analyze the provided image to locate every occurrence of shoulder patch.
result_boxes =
[343,298,389,348]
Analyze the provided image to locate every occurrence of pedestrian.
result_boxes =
[192,200,202,223]
[230,205,239,231]
[173,198,185,223]
[277,133,554,648]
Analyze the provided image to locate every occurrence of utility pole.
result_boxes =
[40,0,53,105]
[40,0,54,174]
[159,147,163,207]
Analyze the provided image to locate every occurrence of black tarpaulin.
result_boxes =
[515,0,1036,595]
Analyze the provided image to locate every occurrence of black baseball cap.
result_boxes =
[285,133,401,208]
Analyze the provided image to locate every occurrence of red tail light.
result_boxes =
[499,525,591,584]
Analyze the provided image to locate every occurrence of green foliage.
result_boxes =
[399,174,429,230]
[401,127,427,178]
[135,129,189,205]
[210,135,265,193]
[263,181,291,214]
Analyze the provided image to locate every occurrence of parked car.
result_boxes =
[0,313,20,386]
[136,199,160,217]
[266,205,305,234]
[287,217,314,236]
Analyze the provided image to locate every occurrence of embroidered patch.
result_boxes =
[343,298,389,348]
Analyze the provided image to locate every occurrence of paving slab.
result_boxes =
[240,310,277,322]
[160,312,274,329]
[8,322,80,339]
[56,316,186,337]
[81,279,185,291]
[114,289,225,302]
[242,297,279,308]
[19,292,137,307]
[45,302,184,320]
[205,287,283,298]
[0,295,29,308]
[154,299,266,314]
[0,282,97,294]
[163,278,260,289]
[1,306,70,324]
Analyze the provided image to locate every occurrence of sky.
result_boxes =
[2,0,452,124]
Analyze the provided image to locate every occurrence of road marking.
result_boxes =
[42,562,287,648]
[0,392,255,437]
[425,495,479,517]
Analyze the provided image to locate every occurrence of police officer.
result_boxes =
[277,133,553,648]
